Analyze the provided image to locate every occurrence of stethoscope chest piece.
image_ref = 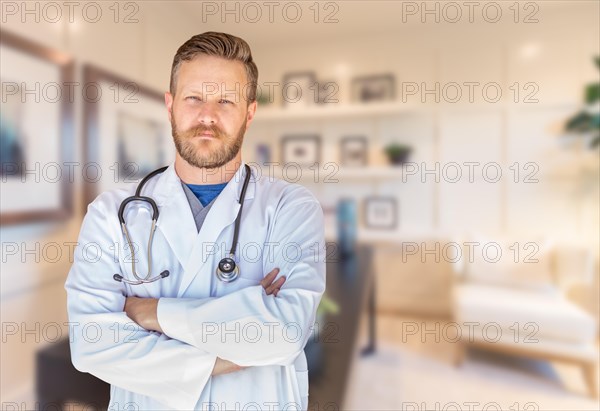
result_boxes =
[216,255,239,282]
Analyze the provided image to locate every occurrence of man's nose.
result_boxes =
[197,103,218,124]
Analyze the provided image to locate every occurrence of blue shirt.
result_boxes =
[185,182,228,207]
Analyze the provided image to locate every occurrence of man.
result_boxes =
[65,32,326,410]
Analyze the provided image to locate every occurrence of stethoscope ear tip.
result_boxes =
[113,274,123,282]
[160,270,170,278]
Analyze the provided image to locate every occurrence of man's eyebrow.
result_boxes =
[182,87,240,96]
[182,87,204,94]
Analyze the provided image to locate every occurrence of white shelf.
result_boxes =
[335,166,405,180]
[258,165,405,182]
[324,228,453,244]
[255,101,580,121]
[255,101,431,121]
[325,228,400,244]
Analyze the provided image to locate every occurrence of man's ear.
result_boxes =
[165,92,174,122]
[245,100,257,128]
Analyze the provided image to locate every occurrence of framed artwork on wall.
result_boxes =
[280,135,321,167]
[364,196,398,229]
[0,30,75,225]
[351,73,396,103]
[82,64,174,211]
[340,136,368,167]
[282,71,317,108]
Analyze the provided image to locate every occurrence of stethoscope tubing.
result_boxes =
[114,164,251,285]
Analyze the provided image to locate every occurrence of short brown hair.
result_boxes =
[169,32,258,104]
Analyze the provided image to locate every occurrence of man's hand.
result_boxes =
[124,297,162,333]
[261,267,285,297]
[124,268,285,332]
[123,268,285,378]
[211,357,246,376]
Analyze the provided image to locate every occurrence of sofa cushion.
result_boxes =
[462,237,555,292]
[553,243,594,288]
[454,283,597,344]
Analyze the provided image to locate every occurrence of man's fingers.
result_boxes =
[259,268,285,296]
[265,276,286,295]
[212,357,245,376]
[266,287,280,296]
[260,268,280,288]
[260,268,278,287]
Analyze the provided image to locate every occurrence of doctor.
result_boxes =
[65,32,326,411]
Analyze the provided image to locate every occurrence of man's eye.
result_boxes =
[219,99,233,104]
[186,96,201,101]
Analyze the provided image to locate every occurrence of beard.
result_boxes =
[171,117,246,169]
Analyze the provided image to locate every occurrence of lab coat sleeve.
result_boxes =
[65,197,217,410]
[157,190,326,366]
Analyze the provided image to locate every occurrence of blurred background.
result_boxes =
[1,0,599,410]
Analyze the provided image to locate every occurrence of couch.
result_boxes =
[452,239,599,398]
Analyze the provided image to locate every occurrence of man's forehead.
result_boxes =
[183,83,241,94]
[179,56,246,83]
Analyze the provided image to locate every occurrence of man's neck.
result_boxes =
[175,154,242,185]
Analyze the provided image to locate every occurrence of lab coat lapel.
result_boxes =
[152,164,198,274]
[177,161,255,297]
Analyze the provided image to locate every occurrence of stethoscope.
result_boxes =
[113,164,252,285]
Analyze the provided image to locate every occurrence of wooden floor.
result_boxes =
[343,313,600,410]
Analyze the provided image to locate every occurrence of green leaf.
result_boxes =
[317,294,340,316]
[565,111,592,132]
[585,84,600,105]
[384,143,411,156]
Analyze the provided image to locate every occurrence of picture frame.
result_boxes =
[282,71,317,108]
[340,136,368,167]
[363,196,397,229]
[0,30,75,225]
[83,64,175,211]
[351,73,396,103]
[280,135,321,167]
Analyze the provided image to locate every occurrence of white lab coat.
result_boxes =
[65,161,326,411]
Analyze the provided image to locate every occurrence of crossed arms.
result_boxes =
[123,267,286,376]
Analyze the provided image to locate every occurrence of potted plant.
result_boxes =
[563,56,600,149]
[384,143,412,165]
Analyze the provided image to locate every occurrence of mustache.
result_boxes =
[181,124,224,138]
